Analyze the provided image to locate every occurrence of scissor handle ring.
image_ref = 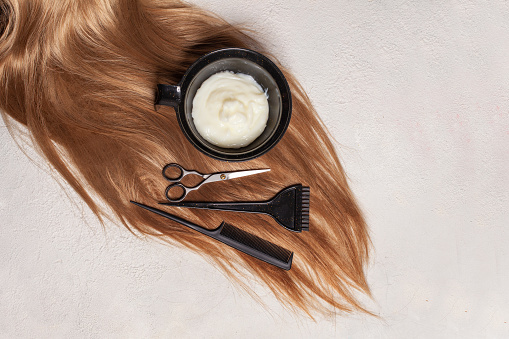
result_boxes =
[162,163,184,182]
[165,182,187,202]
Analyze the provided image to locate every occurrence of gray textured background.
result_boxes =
[1,0,508,337]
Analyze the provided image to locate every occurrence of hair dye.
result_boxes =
[0,0,371,316]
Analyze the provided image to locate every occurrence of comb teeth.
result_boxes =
[299,186,310,231]
[220,223,293,268]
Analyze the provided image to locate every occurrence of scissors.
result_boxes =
[162,163,270,202]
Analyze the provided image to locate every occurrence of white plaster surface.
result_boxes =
[1,0,508,337]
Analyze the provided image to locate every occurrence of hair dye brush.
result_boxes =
[130,201,293,270]
[160,184,310,233]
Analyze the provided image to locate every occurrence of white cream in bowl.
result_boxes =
[191,71,269,148]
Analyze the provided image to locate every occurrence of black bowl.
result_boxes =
[156,48,292,162]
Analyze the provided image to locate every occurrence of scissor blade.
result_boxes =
[226,168,270,180]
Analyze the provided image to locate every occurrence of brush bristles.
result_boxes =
[299,186,310,231]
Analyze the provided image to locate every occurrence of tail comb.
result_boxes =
[130,201,293,270]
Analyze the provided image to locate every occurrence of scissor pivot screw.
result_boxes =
[220,174,226,180]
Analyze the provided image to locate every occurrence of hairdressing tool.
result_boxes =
[160,184,310,233]
[156,48,292,162]
[163,163,270,202]
[130,201,293,270]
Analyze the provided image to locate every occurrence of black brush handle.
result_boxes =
[160,201,273,215]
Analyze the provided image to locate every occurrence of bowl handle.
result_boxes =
[155,84,181,108]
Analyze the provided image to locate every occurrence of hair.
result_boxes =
[0,0,371,317]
